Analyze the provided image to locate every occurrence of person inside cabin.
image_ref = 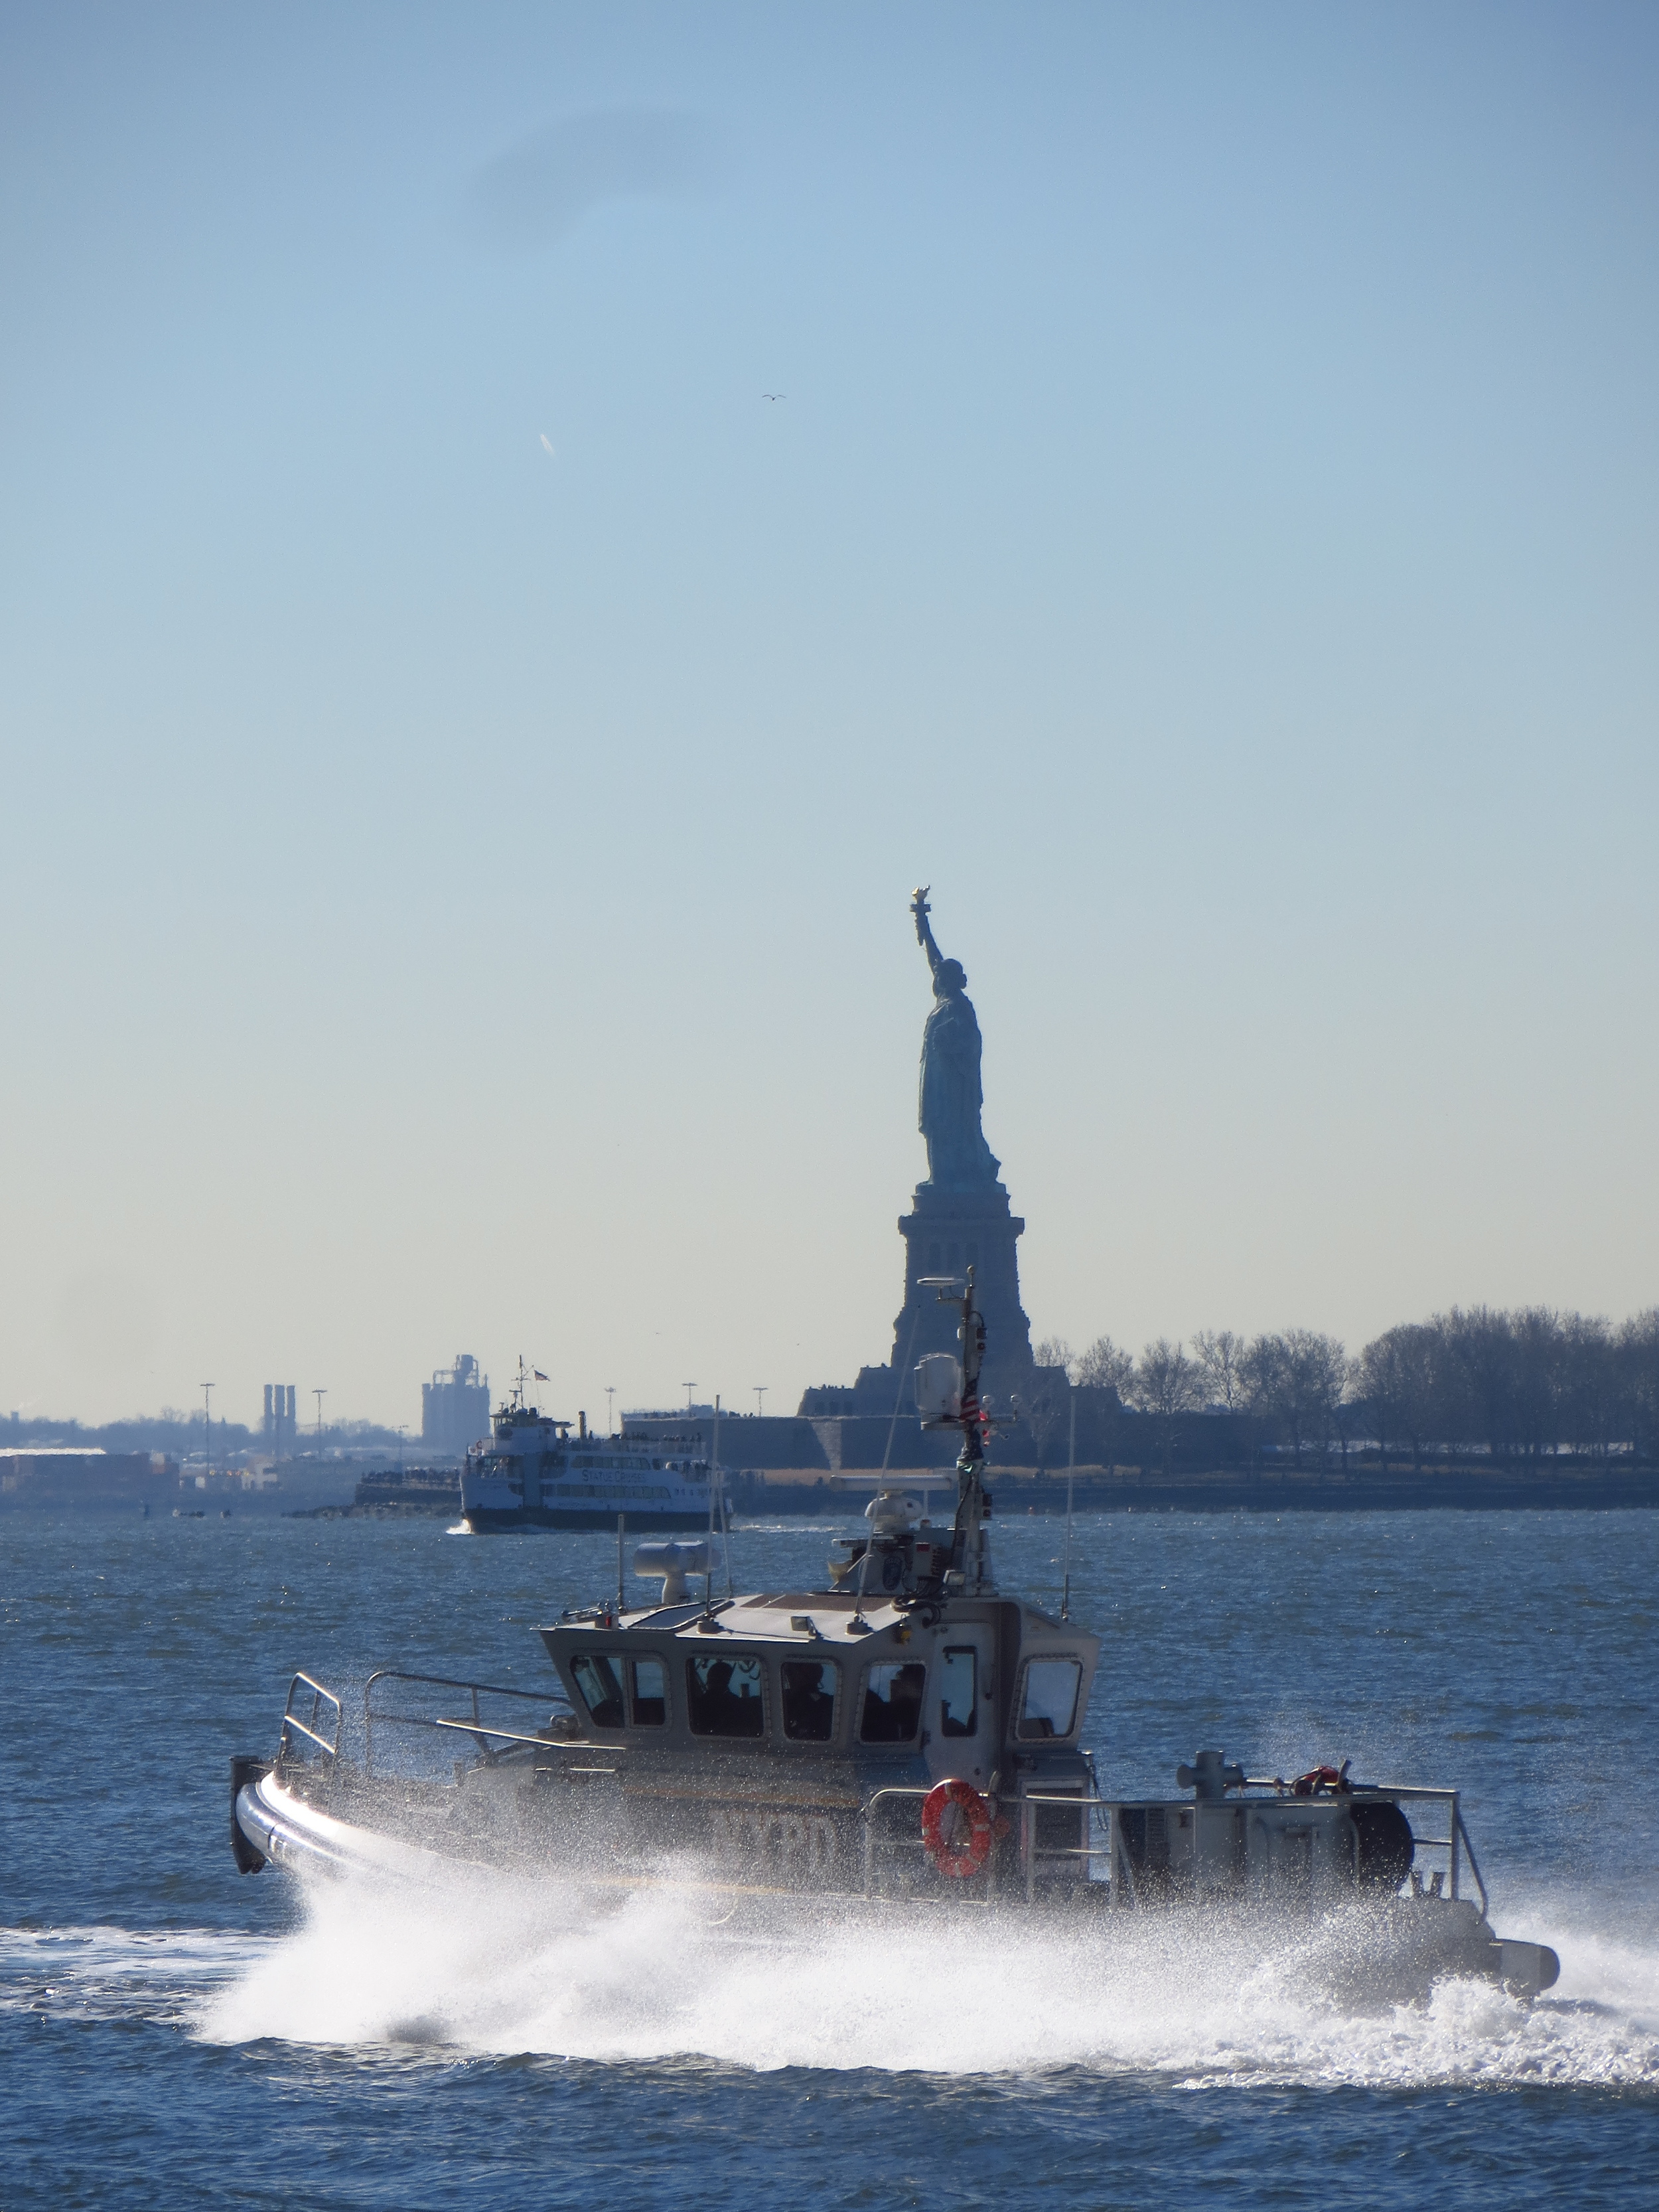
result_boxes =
[781,1660,836,1741]
[689,1654,766,1737]
[888,1662,924,1739]
[860,1660,926,1743]
[701,1658,739,1730]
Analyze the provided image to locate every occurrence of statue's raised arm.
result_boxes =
[912,887,945,981]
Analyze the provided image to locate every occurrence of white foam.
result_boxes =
[0,1923,269,2028]
[197,1872,1659,2086]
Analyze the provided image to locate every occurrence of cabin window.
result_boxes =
[1017,1659,1081,1740]
[629,1656,667,1726]
[859,1661,926,1745]
[686,1653,766,1739]
[780,1660,839,1742]
[571,1653,625,1730]
[939,1647,977,1738]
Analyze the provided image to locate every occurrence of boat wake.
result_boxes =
[173,1871,1659,2087]
[0,1924,267,2031]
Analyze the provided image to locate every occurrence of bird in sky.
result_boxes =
[761,392,786,401]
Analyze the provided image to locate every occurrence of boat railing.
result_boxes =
[362,1668,582,1775]
[1339,1784,1487,1917]
[861,1781,1484,1912]
[279,1672,342,1765]
[860,1784,1131,1903]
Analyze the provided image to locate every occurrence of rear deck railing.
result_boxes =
[861,1781,1485,1911]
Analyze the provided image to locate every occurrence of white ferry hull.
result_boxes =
[464,1502,709,1533]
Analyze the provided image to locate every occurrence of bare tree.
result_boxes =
[1618,1310,1659,1463]
[1068,1336,1133,1472]
[1241,1330,1344,1467]
[1241,1333,1289,1465]
[1023,1337,1074,1470]
[1074,1336,1135,1396]
[1510,1307,1563,1463]
[1032,1337,1074,1380]
[1191,1329,1246,1412]
[1357,1323,1437,1472]
[1127,1338,1202,1478]
[1294,1332,1348,1471]
[1559,1312,1616,1459]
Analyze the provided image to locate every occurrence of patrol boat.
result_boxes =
[461,1364,716,1532]
[231,1274,1559,1999]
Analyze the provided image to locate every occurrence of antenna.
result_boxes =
[200,1384,214,1473]
[683,1382,697,1412]
[1061,1469,1074,1622]
[1062,1374,1076,1622]
[313,1388,326,1443]
[606,1386,616,1436]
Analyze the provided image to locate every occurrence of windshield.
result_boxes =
[570,1653,625,1730]
[1017,1659,1081,1740]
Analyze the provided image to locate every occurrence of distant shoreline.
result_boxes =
[732,1465,1659,1515]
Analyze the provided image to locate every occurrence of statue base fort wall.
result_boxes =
[797,1177,1056,1431]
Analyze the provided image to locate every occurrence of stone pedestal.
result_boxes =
[849,1181,1037,1418]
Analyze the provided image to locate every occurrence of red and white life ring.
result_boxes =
[920,1778,993,1879]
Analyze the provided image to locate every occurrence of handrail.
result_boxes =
[1453,1797,1489,1917]
[364,1667,567,1704]
[429,1716,627,1757]
[279,1672,342,1764]
[362,1667,571,1774]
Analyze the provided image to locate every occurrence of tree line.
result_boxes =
[1025,1306,1659,1473]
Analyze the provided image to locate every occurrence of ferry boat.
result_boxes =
[231,1276,1559,2000]
[461,1366,717,1532]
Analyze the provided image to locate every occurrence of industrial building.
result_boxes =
[263,1384,298,1458]
[422,1354,490,1460]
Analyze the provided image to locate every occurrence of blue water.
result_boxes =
[3,1507,1656,2209]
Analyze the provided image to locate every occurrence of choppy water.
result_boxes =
[3,1507,1656,2207]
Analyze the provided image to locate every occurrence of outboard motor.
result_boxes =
[633,1539,711,1603]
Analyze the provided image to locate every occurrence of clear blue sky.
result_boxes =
[3,1,1656,1431]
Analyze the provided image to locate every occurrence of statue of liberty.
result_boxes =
[911,889,1001,1191]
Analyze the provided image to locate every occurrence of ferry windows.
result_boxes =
[1017,1659,1081,1741]
[860,1661,926,1745]
[571,1653,625,1730]
[780,1660,838,1742]
[938,1647,977,1738]
[687,1653,765,1739]
[629,1657,667,1727]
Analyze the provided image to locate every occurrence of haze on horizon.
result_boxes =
[3,1,1656,1436]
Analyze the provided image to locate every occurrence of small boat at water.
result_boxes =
[231,1276,1559,2000]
